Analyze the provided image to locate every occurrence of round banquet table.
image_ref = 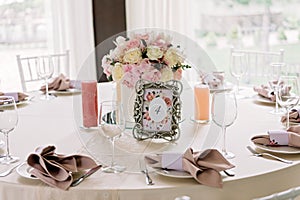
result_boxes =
[0,82,300,200]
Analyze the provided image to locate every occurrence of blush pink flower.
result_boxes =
[126,39,140,49]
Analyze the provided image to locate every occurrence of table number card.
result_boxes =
[133,79,182,141]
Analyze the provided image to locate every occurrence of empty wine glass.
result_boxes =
[37,56,55,100]
[99,100,126,173]
[277,76,300,128]
[230,52,247,98]
[0,96,19,164]
[268,62,285,115]
[211,91,237,159]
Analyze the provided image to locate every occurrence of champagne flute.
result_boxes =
[99,100,126,173]
[230,52,247,98]
[268,62,285,115]
[211,91,237,159]
[37,56,55,100]
[277,76,300,128]
[0,96,19,164]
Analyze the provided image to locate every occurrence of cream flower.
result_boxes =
[112,63,124,81]
[146,46,163,61]
[163,47,183,67]
[160,67,173,82]
[123,48,142,64]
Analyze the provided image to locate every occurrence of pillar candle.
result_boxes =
[81,80,98,127]
[194,84,210,123]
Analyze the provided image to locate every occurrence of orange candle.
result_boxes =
[81,80,98,127]
[194,84,210,123]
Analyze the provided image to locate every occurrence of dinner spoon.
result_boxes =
[0,163,21,177]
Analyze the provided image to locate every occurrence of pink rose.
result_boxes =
[173,68,182,80]
[123,64,134,72]
[126,39,140,49]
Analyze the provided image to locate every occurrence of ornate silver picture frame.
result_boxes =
[132,79,183,141]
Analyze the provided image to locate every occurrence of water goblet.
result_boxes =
[99,100,126,173]
[37,56,55,100]
[268,62,285,115]
[0,96,19,164]
[230,52,247,98]
[277,76,300,128]
[211,91,237,159]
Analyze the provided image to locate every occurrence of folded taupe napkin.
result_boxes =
[145,148,235,188]
[40,74,81,91]
[200,73,224,89]
[281,108,300,124]
[251,129,300,148]
[0,92,28,102]
[27,145,97,190]
[253,85,276,101]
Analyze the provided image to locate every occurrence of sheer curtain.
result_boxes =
[126,0,192,37]
[47,0,96,80]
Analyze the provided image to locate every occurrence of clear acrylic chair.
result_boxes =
[230,47,284,85]
[253,186,300,200]
[16,50,70,92]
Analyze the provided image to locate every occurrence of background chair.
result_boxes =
[230,47,284,85]
[17,50,70,92]
[253,186,300,200]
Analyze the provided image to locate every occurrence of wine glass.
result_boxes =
[268,62,285,115]
[211,91,237,159]
[99,100,126,173]
[277,76,300,128]
[230,52,247,98]
[0,96,19,164]
[37,56,55,100]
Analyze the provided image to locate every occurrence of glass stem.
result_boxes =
[45,78,49,99]
[4,132,11,160]
[236,78,240,94]
[286,108,290,128]
[275,87,279,112]
[222,126,227,155]
[111,138,115,167]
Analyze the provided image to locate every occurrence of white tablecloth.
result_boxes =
[0,82,300,200]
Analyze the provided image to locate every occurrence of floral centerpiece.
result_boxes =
[101,32,191,88]
[101,32,191,127]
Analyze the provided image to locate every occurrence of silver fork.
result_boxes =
[247,146,293,164]
[139,160,154,185]
[0,162,22,177]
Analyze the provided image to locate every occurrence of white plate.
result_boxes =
[254,143,300,154]
[0,97,31,108]
[155,168,193,178]
[49,88,81,95]
[210,82,233,93]
[16,162,38,180]
[253,95,275,104]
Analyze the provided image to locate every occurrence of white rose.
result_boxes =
[160,67,174,82]
[163,47,183,67]
[112,63,124,81]
[146,46,163,60]
[123,48,142,64]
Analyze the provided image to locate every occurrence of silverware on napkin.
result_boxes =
[70,164,102,187]
[247,146,293,164]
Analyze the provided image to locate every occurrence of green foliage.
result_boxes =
[277,27,287,40]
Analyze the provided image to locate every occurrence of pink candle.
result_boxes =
[81,80,98,127]
[194,84,210,123]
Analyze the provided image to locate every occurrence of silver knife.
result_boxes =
[70,164,102,187]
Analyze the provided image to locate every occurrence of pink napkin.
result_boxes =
[27,145,97,190]
[251,129,300,148]
[200,73,224,89]
[0,92,28,102]
[253,85,276,101]
[145,148,235,188]
[40,74,81,91]
[281,108,300,123]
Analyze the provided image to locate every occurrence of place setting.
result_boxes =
[0,92,32,108]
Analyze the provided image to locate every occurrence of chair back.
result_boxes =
[253,186,300,200]
[230,47,284,85]
[17,50,70,92]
